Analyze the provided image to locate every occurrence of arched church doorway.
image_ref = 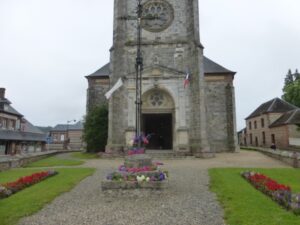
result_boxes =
[142,89,175,150]
[143,113,172,149]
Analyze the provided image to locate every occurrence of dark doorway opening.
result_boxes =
[143,113,172,150]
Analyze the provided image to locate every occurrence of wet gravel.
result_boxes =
[18,160,225,225]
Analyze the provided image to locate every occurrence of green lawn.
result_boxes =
[25,156,84,167]
[209,168,300,225]
[0,168,95,225]
[71,152,98,159]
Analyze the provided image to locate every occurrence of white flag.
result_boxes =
[105,78,123,99]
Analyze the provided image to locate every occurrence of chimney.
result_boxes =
[0,88,5,99]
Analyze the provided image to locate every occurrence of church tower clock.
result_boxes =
[85,0,238,156]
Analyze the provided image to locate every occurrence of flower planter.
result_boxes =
[102,153,169,191]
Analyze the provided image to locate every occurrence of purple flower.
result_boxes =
[159,173,165,181]
[106,174,113,180]
[118,165,127,172]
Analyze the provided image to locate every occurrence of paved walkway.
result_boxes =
[18,151,290,225]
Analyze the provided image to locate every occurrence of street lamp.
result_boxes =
[135,0,143,148]
[119,0,159,148]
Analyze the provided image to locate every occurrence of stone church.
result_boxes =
[86,0,238,157]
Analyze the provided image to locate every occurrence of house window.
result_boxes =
[60,134,65,141]
[250,134,253,145]
[271,134,276,144]
[249,122,252,130]
[255,137,258,146]
[3,119,7,129]
[261,118,265,128]
[10,120,16,130]
[53,135,58,142]
[0,117,3,129]
[16,120,20,130]
[262,132,266,145]
[254,121,257,129]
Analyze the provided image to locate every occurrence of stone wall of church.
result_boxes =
[205,75,237,152]
[86,78,109,111]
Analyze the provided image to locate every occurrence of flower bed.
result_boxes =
[242,171,300,214]
[0,170,58,199]
[106,170,168,182]
[102,170,168,190]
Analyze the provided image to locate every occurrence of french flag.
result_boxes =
[184,70,190,88]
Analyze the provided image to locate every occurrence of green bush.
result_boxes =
[83,105,108,152]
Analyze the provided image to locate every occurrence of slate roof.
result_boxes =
[0,120,46,142]
[52,124,68,131]
[0,129,46,142]
[6,105,23,116]
[52,121,83,132]
[0,98,11,104]
[270,109,300,128]
[85,56,235,78]
[203,56,235,75]
[246,98,298,120]
[23,120,45,134]
[86,63,110,78]
[0,99,23,117]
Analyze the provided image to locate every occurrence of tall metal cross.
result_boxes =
[119,0,159,148]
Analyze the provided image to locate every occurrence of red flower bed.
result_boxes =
[242,171,300,215]
[0,171,58,199]
[247,173,291,193]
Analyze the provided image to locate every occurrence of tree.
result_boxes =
[284,69,294,86]
[282,70,300,108]
[83,105,108,153]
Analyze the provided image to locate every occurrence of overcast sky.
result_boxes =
[0,0,299,130]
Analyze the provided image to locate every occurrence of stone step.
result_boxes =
[145,150,189,159]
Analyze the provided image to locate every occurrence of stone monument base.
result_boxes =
[101,153,168,191]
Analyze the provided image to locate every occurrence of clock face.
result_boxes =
[142,0,174,32]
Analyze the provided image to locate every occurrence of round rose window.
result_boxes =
[142,0,174,32]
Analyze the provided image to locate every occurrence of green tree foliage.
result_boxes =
[282,69,300,108]
[83,105,108,152]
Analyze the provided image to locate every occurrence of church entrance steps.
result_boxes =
[145,150,189,159]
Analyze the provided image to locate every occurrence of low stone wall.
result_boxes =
[242,147,300,168]
[0,150,80,171]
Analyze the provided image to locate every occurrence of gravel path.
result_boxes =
[18,151,289,225]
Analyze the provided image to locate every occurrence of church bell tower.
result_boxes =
[106,0,214,157]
